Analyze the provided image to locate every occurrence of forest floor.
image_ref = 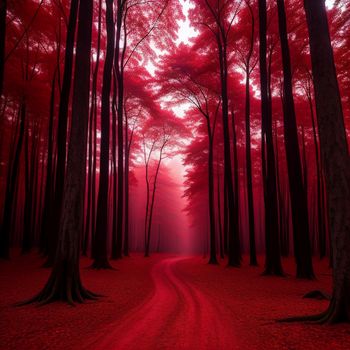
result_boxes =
[0,252,349,350]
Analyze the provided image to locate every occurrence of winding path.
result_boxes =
[88,257,238,350]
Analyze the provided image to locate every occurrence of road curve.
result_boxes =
[88,257,238,350]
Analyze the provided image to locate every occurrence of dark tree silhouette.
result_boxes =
[83,0,103,257]
[0,99,26,259]
[44,0,79,266]
[258,0,283,276]
[92,0,114,269]
[276,0,314,279]
[282,0,350,323]
[23,0,97,304]
[242,0,258,266]
[0,0,6,96]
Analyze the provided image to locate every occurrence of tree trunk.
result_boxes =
[123,107,131,256]
[83,0,102,257]
[111,73,118,259]
[115,0,125,260]
[307,90,326,259]
[92,0,114,269]
[218,36,240,267]
[144,149,151,257]
[40,70,56,254]
[245,66,257,266]
[231,108,241,261]
[22,0,96,305]
[146,153,163,257]
[258,0,283,276]
[276,0,314,279]
[217,164,224,259]
[275,123,288,257]
[0,99,26,258]
[0,0,7,96]
[207,126,217,265]
[22,122,38,253]
[301,0,350,323]
[45,0,79,267]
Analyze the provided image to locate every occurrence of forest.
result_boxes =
[0,0,350,349]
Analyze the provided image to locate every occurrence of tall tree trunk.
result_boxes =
[115,0,125,260]
[92,0,114,269]
[258,0,283,276]
[217,163,224,259]
[276,0,314,279]
[83,0,102,255]
[145,146,165,257]
[301,0,350,323]
[207,122,217,265]
[245,56,257,266]
[231,108,240,261]
[90,57,99,259]
[83,0,102,257]
[40,69,56,254]
[223,178,228,254]
[144,144,152,256]
[22,0,97,305]
[274,122,288,257]
[307,89,326,259]
[45,0,79,266]
[0,0,7,96]
[22,122,38,253]
[0,99,26,258]
[111,75,118,259]
[218,36,240,267]
[123,107,131,257]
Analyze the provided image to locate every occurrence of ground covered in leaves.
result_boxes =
[0,252,349,349]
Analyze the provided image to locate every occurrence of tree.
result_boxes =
[44,0,79,266]
[276,0,314,279]
[200,0,242,266]
[258,0,283,276]
[92,0,114,270]
[282,0,350,323]
[157,47,220,264]
[238,0,258,266]
[23,0,97,304]
[0,98,26,259]
[145,128,170,257]
[0,0,7,96]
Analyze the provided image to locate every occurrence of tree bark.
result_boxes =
[258,0,283,276]
[40,69,56,254]
[22,0,96,304]
[307,88,326,259]
[115,0,126,260]
[245,55,257,267]
[92,0,114,269]
[0,0,7,96]
[276,0,314,279]
[45,0,79,266]
[83,0,102,257]
[218,32,240,267]
[207,121,218,265]
[301,0,350,322]
[0,99,26,258]
[145,148,164,257]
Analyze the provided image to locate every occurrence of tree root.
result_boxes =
[90,259,114,270]
[16,284,99,306]
[303,290,331,300]
[16,264,101,306]
[277,299,344,324]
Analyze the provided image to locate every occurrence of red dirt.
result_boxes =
[1,253,350,349]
